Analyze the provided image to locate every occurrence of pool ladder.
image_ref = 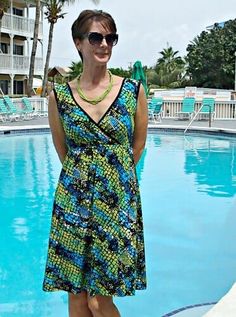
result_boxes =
[184,104,212,134]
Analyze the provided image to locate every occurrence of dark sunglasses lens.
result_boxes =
[88,33,103,45]
[106,34,118,46]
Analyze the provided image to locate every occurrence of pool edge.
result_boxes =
[0,123,236,137]
[0,125,50,135]
[162,302,217,317]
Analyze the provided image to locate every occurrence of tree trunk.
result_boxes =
[41,22,54,97]
[27,0,40,97]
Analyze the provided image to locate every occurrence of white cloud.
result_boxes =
[43,0,236,69]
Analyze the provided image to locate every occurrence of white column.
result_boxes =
[10,0,13,29]
[27,5,30,35]
[40,4,44,58]
[10,34,13,69]
[26,37,30,56]
[9,34,14,95]
[10,74,14,95]
[234,52,236,92]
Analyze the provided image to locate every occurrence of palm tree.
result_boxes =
[41,0,66,96]
[41,0,100,97]
[68,61,83,80]
[155,45,186,88]
[0,0,10,52]
[157,46,180,64]
[27,0,41,96]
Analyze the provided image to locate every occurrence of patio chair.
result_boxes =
[22,97,48,118]
[197,98,215,121]
[0,99,8,122]
[21,97,40,119]
[176,97,196,120]
[148,97,164,123]
[0,98,21,122]
[3,96,26,120]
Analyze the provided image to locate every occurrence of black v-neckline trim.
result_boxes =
[66,78,126,126]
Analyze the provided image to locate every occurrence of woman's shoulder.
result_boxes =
[52,82,71,103]
[122,77,140,96]
[112,74,124,84]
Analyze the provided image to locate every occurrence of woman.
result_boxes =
[43,9,148,317]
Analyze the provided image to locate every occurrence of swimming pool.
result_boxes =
[0,131,236,317]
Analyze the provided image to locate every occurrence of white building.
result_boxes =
[0,0,44,95]
[153,86,232,101]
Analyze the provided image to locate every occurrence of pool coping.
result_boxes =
[162,302,217,317]
[148,124,236,137]
[0,124,50,135]
[0,123,236,137]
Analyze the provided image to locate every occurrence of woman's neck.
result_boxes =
[80,65,109,86]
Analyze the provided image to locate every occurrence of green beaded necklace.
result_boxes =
[77,70,113,105]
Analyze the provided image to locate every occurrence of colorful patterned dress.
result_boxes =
[43,78,147,297]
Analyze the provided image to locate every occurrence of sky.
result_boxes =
[43,0,236,70]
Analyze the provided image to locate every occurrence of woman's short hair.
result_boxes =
[71,9,117,60]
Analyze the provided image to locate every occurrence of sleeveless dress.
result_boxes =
[43,78,147,297]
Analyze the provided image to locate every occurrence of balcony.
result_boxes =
[0,54,44,76]
[1,13,43,39]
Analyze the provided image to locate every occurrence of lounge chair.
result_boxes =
[148,97,163,122]
[21,97,39,119]
[197,98,215,121]
[176,97,195,120]
[22,97,48,118]
[3,96,26,120]
[0,99,8,122]
[0,98,21,122]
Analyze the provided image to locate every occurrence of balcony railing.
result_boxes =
[1,13,43,39]
[0,54,43,76]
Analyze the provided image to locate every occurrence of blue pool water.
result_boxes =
[0,132,236,317]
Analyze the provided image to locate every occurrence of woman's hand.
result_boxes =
[132,84,148,165]
[48,90,68,164]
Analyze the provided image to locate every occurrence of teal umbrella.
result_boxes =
[131,60,148,97]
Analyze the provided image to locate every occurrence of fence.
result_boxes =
[160,100,236,119]
[13,97,48,112]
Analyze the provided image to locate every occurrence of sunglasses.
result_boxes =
[82,32,119,47]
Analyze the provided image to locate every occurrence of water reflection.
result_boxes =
[136,148,147,182]
[0,134,60,307]
[0,294,67,316]
[12,218,29,241]
[184,136,236,197]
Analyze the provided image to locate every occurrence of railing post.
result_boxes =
[184,104,204,134]
[209,106,212,128]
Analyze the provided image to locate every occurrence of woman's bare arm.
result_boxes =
[132,84,148,165]
[48,91,68,164]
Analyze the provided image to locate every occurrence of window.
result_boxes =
[0,43,8,54]
[0,80,9,95]
[13,44,24,55]
[14,81,24,95]
[13,8,23,16]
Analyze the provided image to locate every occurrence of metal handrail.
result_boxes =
[184,104,212,134]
